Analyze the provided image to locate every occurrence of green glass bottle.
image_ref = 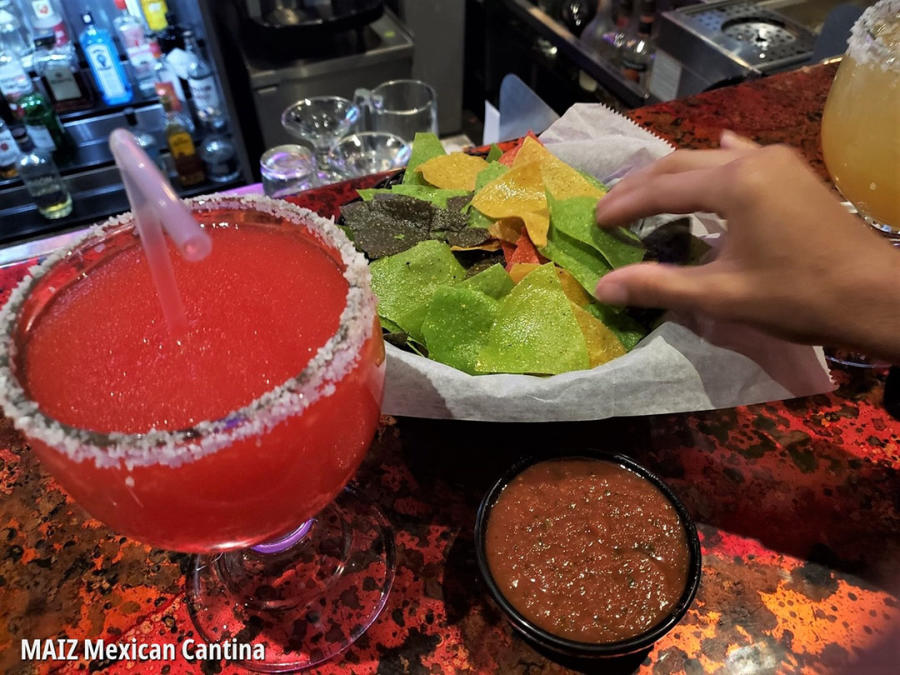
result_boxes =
[18,87,73,162]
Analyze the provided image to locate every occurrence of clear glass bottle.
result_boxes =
[25,0,70,47]
[199,116,239,183]
[33,35,94,112]
[113,0,157,97]
[0,118,18,179]
[183,29,222,125]
[621,0,655,85]
[0,0,34,70]
[79,11,133,106]
[123,105,162,169]
[162,92,204,187]
[605,0,634,57]
[13,126,73,219]
[0,48,32,113]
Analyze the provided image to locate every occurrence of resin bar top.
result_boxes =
[2,62,899,674]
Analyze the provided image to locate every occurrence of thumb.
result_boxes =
[594,263,713,311]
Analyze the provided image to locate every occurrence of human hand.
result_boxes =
[593,132,900,363]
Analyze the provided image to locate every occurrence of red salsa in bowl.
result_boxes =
[475,455,701,658]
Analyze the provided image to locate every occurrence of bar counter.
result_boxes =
[2,62,899,674]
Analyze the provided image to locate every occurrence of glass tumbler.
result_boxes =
[354,79,438,142]
[260,144,317,198]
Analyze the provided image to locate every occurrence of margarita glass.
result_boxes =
[0,194,392,670]
[821,0,900,242]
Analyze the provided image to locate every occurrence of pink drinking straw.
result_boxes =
[109,129,212,335]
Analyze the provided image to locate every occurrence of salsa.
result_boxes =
[485,458,690,644]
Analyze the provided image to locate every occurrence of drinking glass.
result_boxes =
[281,96,360,185]
[821,0,900,243]
[354,79,438,142]
[260,144,317,198]
[0,194,392,671]
[328,131,411,178]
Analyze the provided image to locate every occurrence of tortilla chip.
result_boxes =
[559,269,592,307]
[501,241,516,266]
[418,153,490,191]
[486,144,503,162]
[468,206,494,229]
[370,240,466,343]
[422,286,499,374]
[462,263,514,300]
[513,137,606,201]
[507,262,541,284]
[472,161,546,218]
[476,264,589,374]
[488,218,523,244]
[475,161,509,191]
[548,194,644,268]
[358,185,470,209]
[541,227,613,295]
[587,302,647,351]
[570,302,626,368]
[403,133,446,185]
[497,131,541,166]
[508,231,542,266]
[452,240,502,253]
[521,210,550,248]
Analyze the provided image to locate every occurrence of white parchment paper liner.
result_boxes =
[381,104,834,421]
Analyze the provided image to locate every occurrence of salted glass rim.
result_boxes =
[847,0,900,71]
[0,193,376,470]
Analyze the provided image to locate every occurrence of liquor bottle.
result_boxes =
[123,105,161,169]
[0,0,34,69]
[580,1,614,55]
[25,0,70,47]
[559,0,597,38]
[79,11,133,106]
[154,78,192,133]
[0,118,18,178]
[140,0,168,32]
[113,0,157,97]
[18,84,73,158]
[13,126,73,219]
[199,117,239,183]
[183,30,221,125]
[621,0,655,85]
[33,35,93,112]
[161,93,204,187]
[0,49,33,113]
[605,0,633,55]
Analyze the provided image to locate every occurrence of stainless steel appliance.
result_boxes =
[648,0,817,100]
[237,9,413,151]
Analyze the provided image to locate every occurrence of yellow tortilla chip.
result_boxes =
[521,210,550,248]
[513,137,605,201]
[471,161,546,218]
[508,263,541,284]
[559,269,592,307]
[570,302,626,368]
[488,218,523,243]
[417,152,489,191]
[450,241,502,252]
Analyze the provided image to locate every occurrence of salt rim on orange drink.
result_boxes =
[0,194,376,470]
[849,0,900,69]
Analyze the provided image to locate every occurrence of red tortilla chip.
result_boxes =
[497,131,542,167]
[508,231,544,266]
[501,241,517,268]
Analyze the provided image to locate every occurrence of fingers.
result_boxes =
[594,263,718,312]
[596,167,726,226]
[719,130,760,151]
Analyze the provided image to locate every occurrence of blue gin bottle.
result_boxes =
[79,12,133,106]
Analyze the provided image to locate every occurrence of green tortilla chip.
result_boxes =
[403,133,446,185]
[578,170,607,191]
[370,240,466,343]
[476,264,589,374]
[462,263,514,300]
[486,144,503,162]
[422,286,499,374]
[586,302,647,351]
[475,161,509,191]
[541,226,612,295]
[548,194,644,269]
[467,205,494,229]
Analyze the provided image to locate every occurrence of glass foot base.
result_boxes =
[187,488,395,672]
[824,347,890,370]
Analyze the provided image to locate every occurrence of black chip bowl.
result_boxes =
[474,452,702,659]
